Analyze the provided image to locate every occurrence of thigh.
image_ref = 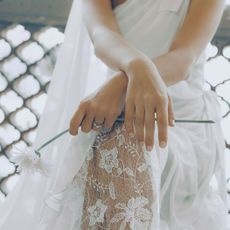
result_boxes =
[80,121,157,229]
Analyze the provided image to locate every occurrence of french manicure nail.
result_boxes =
[160,141,167,148]
[147,145,153,152]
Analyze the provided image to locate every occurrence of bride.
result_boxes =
[0,0,228,229]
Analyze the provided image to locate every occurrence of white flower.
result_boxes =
[88,199,107,226]
[10,146,52,175]
[99,147,119,173]
[111,196,152,230]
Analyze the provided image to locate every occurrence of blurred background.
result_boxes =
[0,0,230,225]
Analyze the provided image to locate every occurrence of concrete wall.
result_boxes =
[0,0,73,25]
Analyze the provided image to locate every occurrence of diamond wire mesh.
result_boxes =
[0,21,229,214]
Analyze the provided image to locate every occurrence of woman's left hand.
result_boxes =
[69,72,128,135]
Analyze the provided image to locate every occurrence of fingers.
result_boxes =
[103,110,119,130]
[69,103,86,135]
[124,94,170,150]
[168,94,175,127]
[69,99,120,135]
[134,103,145,144]
[91,116,105,132]
[124,99,135,134]
[156,100,168,148]
[80,111,95,133]
[144,101,155,151]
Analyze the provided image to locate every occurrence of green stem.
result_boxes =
[34,118,215,156]
[174,119,214,123]
[36,129,69,152]
[116,117,215,124]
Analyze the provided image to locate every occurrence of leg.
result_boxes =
[80,121,157,229]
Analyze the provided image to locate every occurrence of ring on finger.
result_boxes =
[92,119,104,130]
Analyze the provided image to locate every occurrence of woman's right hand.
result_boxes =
[124,57,175,151]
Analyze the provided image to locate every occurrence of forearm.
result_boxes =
[93,28,148,76]
[152,48,195,86]
[111,48,194,88]
[81,0,148,78]
[169,0,225,61]
[102,67,128,92]
[152,0,225,86]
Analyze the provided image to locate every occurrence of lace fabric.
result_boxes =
[62,120,160,230]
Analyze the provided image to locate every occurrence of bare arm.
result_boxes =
[153,0,226,86]
[82,0,225,86]
[70,0,225,151]
[73,0,175,151]
[81,0,150,76]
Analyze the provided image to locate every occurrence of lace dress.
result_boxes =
[62,119,161,229]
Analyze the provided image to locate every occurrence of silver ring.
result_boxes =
[92,120,104,129]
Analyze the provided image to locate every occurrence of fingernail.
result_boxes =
[171,119,175,126]
[160,141,167,148]
[147,145,153,152]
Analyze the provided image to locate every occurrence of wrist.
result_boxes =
[153,48,195,86]
[124,53,153,75]
[125,56,163,86]
[111,71,128,91]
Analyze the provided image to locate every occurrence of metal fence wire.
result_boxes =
[0,21,229,214]
[0,21,64,197]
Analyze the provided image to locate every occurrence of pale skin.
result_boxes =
[69,0,225,151]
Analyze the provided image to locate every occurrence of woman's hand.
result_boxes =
[69,72,128,135]
[124,57,175,151]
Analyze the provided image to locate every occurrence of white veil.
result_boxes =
[0,0,106,228]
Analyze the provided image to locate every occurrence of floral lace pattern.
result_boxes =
[88,199,108,226]
[70,120,160,229]
[99,147,119,173]
[110,196,152,229]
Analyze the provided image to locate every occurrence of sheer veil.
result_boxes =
[0,0,105,228]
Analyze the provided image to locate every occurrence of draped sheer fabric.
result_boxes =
[0,0,228,229]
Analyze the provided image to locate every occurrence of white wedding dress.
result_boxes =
[0,0,228,229]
